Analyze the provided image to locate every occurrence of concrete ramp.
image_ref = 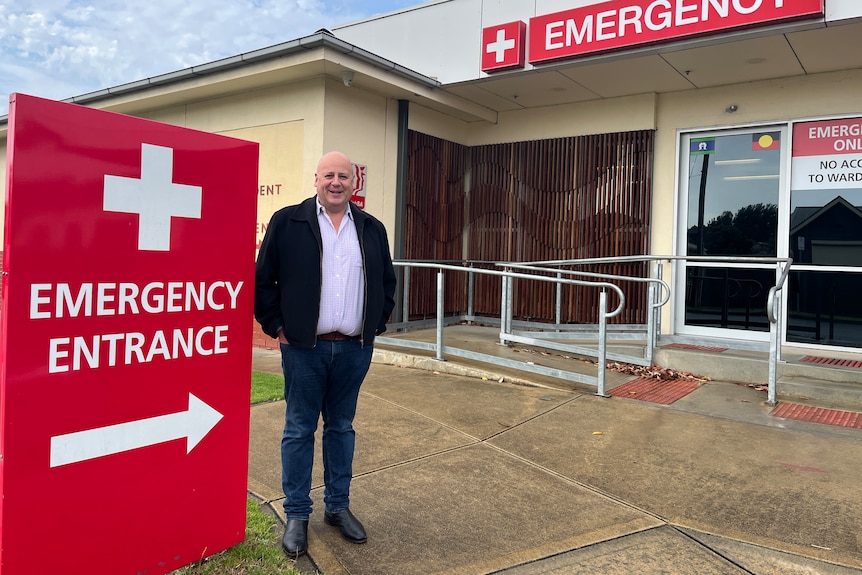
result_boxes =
[249,349,862,574]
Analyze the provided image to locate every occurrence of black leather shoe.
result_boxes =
[282,519,308,558]
[324,508,367,543]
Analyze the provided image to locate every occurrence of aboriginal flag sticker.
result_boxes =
[752,132,780,150]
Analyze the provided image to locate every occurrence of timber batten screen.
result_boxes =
[405,130,654,324]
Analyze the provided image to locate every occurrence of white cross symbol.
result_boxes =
[103,144,202,251]
[486,28,515,64]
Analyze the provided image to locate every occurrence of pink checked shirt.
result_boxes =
[315,198,365,337]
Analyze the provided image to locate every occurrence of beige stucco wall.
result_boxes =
[136,79,322,252]
[4,64,862,337]
[410,93,657,146]
[133,76,401,248]
[653,68,862,254]
[320,77,402,235]
[0,77,401,255]
[651,67,862,332]
[406,67,862,265]
[405,68,862,335]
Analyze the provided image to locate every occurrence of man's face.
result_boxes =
[315,153,354,214]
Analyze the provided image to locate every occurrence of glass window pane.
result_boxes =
[687,133,779,256]
[790,119,862,267]
[685,266,772,331]
[787,270,862,347]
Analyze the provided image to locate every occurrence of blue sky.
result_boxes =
[0,0,421,117]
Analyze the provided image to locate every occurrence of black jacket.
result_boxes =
[254,197,397,348]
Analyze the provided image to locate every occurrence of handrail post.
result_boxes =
[436,269,445,361]
[467,264,475,325]
[499,273,508,345]
[646,281,656,365]
[777,289,784,366]
[499,269,513,345]
[767,287,780,406]
[596,290,610,397]
[506,269,514,336]
[555,271,563,331]
[653,262,663,336]
[402,266,410,329]
[776,261,785,364]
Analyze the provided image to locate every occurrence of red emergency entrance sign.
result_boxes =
[0,94,258,574]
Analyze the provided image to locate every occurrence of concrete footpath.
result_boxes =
[248,336,862,575]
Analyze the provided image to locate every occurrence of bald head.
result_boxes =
[318,151,352,172]
[314,151,355,215]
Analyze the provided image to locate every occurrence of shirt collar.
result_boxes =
[315,196,354,220]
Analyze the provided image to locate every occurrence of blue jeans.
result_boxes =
[279,339,373,520]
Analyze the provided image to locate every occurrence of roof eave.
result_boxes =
[0,30,441,128]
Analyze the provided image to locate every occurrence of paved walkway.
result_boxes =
[248,332,862,575]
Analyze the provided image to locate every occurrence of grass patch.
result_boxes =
[251,371,284,404]
[171,498,299,575]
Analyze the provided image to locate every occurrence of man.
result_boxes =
[254,151,397,558]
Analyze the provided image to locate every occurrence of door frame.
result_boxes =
[673,124,791,342]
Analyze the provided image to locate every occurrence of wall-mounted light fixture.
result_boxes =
[341,71,354,87]
[725,104,738,113]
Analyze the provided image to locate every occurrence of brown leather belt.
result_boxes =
[317,332,359,341]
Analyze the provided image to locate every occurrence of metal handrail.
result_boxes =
[501,261,672,309]
[502,255,793,405]
[387,260,626,395]
[765,258,793,405]
[527,255,792,267]
[499,260,671,365]
[395,261,626,317]
[767,259,794,324]
[388,255,794,405]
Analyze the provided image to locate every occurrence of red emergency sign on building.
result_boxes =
[481,20,527,72]
[791,117,862,191]
[0,94,259,575]
[351,162,368,209]
[481,0,824,72]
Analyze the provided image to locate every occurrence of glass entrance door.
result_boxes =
[677,128,787,338]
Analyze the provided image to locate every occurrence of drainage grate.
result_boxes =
[771,402,862,429]
[665,343,728,353]
[609,377,702,405]
[800,356,862,369]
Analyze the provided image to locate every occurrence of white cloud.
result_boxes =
[0,0,417,116]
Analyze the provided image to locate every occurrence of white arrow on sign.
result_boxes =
[50,393,223,468]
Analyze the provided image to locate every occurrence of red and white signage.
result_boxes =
[351,162,368,210]
[482,0,823,71]
[481,21,527,72]
[1,94,258,575]
[792,117,862,190]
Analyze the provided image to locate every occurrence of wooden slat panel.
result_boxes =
[404,133,469,318]
[404,130,654,324]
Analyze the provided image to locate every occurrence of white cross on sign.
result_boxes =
[103,144,202,251]
[487,28,515,63]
